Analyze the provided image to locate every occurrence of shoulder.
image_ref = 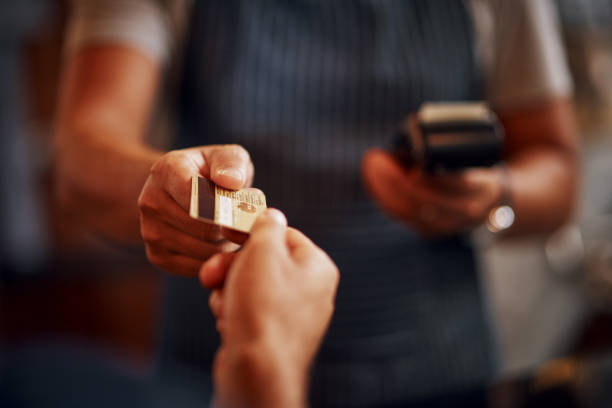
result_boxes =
[65,0,190,64]
[468,0,573,110]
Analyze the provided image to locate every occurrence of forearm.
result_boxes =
[215,342,308,408]
[54,45,163,244]
[56,128,162,244]
[501,98,579,236]
[506,147,578,235]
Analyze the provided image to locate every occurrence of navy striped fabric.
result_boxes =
[161,1,496,405]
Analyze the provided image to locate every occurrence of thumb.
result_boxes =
[248,209,288,245]
[361,148,406,192]
[203,145,254,190]
[199,252,238,289]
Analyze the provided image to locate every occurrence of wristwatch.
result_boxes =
[487,164,515,233]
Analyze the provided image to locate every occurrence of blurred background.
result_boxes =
[1,0,612,406]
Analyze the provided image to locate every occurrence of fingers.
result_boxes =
[146,145,254,215]
[246,209,288,247]
[144,246,205,277]
[140,191,239,275]
[286,228,319,263]
[140,182,226,242]
[362,149,500,234]
[422,168,500,223]
[286,227,338,292]
[286,227,313,251]
[363,149,439,222]
[209,289,226,333]
[149,150,204,211]
[204,144,254,190]
[200,252,238,289]
[139,145,255,277]
[362,149,479,217]
[427,168,494,194]
[209,290,223,318]
[141,218,230,259]
[220,227,249,245]
[285,228,340,308]
[362,148,414,196]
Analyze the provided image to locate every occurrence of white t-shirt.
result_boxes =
[65,0,573,111]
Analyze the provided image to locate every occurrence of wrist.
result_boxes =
[218,340,308,408]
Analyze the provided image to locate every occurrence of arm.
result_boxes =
[55,45,163,244]
[499,98,579,235]
[200,210,340,408]
[55,44,254,276]
[361,0,578,237]
[361,97,578,237]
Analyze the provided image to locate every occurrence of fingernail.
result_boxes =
[216,168,245,182]
[264,209,287,226]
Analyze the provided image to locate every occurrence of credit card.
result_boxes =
[189,176,267,233]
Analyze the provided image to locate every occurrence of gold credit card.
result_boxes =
[189,176,267,233]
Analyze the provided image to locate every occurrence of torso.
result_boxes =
[162,1,495,405]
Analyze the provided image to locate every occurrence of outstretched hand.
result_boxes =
[200,209,339,408]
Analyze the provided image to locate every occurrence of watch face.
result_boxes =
[487,205,515,233]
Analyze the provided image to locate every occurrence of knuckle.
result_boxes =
[312,247,330,263]
[149,159,162,176]
[137,190,146,210]
[150,156,169,177]
[138,195,160,216]
[164,150,186,162]
[137,190,155,212]
[169,151,191,168]
[141,223,163,246]
[226,144,250,161]
[145,245,164,267]
[326,264,340,288]
[152,151,187,177]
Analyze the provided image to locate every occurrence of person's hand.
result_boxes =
[138,145,254,276]
[362,148,503,237]
[200,209,339,408]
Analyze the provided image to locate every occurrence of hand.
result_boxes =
[362,148,503,237]
[137,145,254,276]
[200,209,339,408]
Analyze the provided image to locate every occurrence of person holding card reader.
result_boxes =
[56,1,579,406]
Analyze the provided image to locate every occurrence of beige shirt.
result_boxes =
[66,0,573,111]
